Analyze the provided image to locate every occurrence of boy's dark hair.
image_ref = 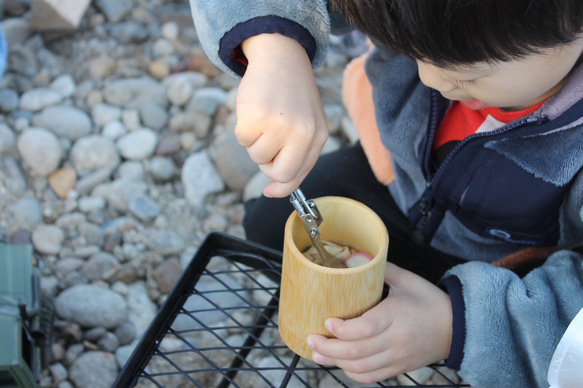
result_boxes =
[331,0,583,66]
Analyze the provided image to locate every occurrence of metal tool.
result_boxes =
[290,188,343,268]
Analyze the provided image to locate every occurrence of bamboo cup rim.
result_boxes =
[284,196,389,274]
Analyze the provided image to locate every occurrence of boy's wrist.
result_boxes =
[219,16,317,77]
[242,33,310,64]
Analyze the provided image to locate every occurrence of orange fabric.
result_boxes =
[434,100,547,150]
[342,53,395,185]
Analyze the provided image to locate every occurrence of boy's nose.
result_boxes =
[416,60,456,93]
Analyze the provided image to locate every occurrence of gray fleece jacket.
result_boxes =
[189,1,583,387]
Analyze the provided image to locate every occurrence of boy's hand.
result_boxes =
[307,262,453,384]
[238,34,328,198]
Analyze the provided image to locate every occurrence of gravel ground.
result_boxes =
[0,1,467,387]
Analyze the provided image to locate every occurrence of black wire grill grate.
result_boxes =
[114,232,471,388]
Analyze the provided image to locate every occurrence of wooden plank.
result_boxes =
[29,0,91,31]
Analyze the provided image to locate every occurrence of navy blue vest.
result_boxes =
[409,92,583,247]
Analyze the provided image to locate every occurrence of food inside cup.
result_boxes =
[302,240,373,268]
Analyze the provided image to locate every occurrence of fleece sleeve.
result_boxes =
[441,250,583,388]
[189,0,330,77]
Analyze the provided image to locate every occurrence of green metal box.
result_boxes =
[0,244,52,388]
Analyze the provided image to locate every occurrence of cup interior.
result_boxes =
[287,196,388,271]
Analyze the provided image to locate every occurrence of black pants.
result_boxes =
[243,143,466,283]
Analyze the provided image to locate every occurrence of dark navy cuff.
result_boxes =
[439,275,466,370]
[219,15,317,77]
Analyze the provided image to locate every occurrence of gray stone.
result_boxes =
[64,343,84,366]
[128,195,160,222]
[181,152,225,212]
[116,128,158,160]
[19,87,62,111]
[75,168,114,194]
[50,74,76,99]
[152,257,182,294]
[81,252,119,281]
[94,0,133,22]
[61,322,83,343]
[92,103,122,127]
[97,332,120,352]
[60,271,88,289]
[243,171,271,202]
[54,211,86,231]
[55,284,127,329]
[109,21,149,44]
[32,225,64,255]
[101,120,126,140]
[69,351,118,388]
[138,102,167,131]
[78,222,105,247]
[203,213,228,232]
[117,161,144,182]
[70,135,120,173]
[57,381,74,388]
[147,156,176,182]
[55,258,84,280]
[48,362,68,382]
[0,124,15,155]
[143,229,185,255]
[1,18,31,46]
[166,79,193,107]
[78,196,106,213]
[187,87,228,115]
[41,276,59,297]
[152,38,173,57]
[125,281,157,338]
[172,275,246,331]
[256,357,308,388]
[73,246,100,259]
[113,321,135,346]
[163,72,207,91]
[89,56,116,79]
[121,109,140,131]
[17,128,62,176]
[341,116,360,144]
[114,344,134,370]
[7,46,37,81]
[213,130,259,191]
[323,103,345,134]
[155,135,181,155]
[397,367,434,386]
[32,105,92,140]
[83,327,107,342]
[168,110,212,138]
[9,196,41,231]
[103,77,167,109]
[92,179,148,212]
[3,157,27,194]
[0,89,19,112]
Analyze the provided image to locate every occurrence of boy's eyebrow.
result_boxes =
[444,63,489,73]
[441,63,495,78]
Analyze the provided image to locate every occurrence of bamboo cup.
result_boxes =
[279,196,389,360]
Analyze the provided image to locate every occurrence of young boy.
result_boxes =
[189,1,583,387]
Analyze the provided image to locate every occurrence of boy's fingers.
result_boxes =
[326,299,392,341]
[262,180,300,198]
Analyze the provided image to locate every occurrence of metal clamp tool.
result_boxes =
[290,188,342,268]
